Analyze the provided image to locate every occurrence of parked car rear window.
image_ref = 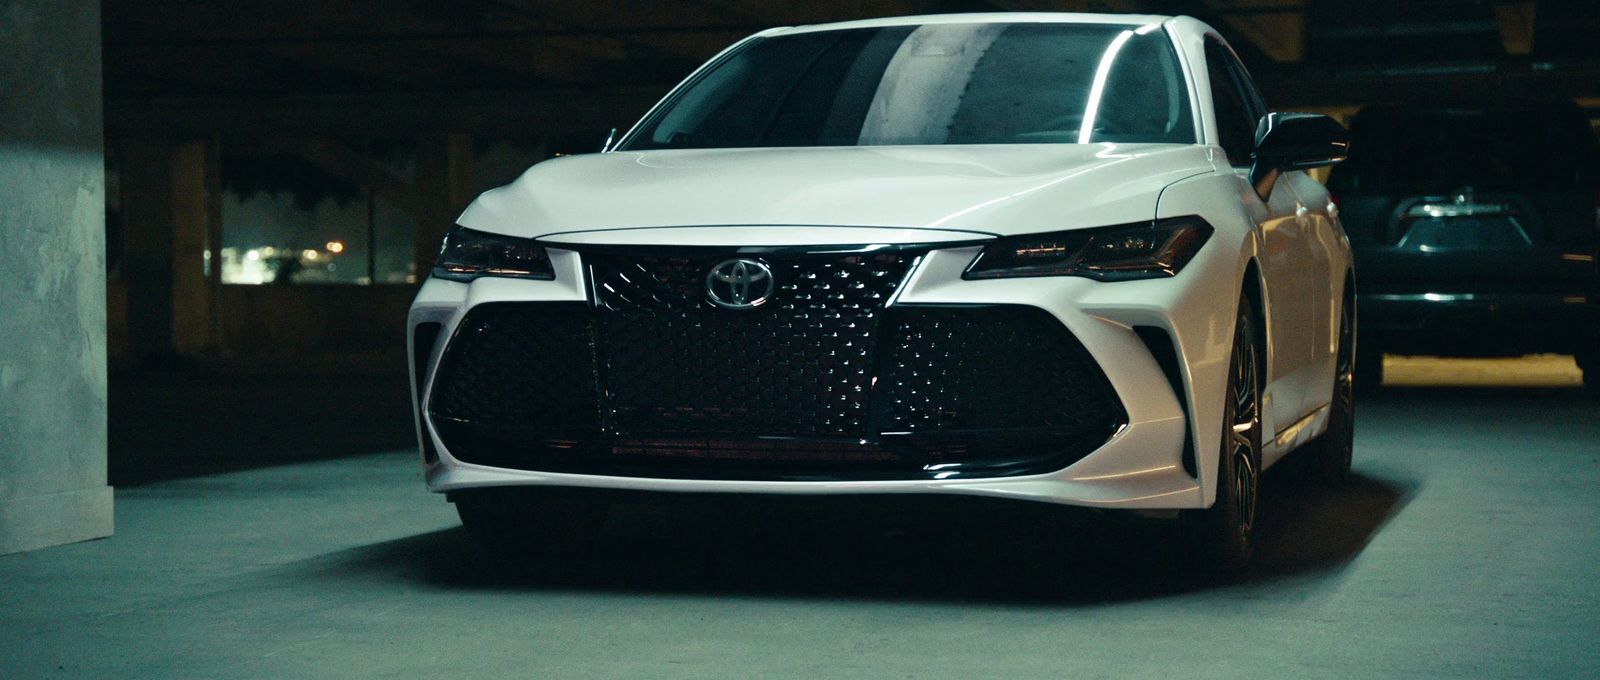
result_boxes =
[622,22,1195,150]
[1329,107,1599,192]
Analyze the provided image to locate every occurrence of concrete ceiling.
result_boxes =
[102,0,1600,134]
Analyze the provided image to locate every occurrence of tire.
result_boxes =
[1290,292,1355,484]
[1186,297,1263,572]
[453,488,610,556]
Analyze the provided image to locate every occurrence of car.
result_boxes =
[407,12,1354,569]
[1327,102,1600,391]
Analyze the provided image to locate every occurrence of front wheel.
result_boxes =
[1186,297,1263,572]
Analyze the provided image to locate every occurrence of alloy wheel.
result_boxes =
[1189,300,1264,571]
[1227,315,1261,539]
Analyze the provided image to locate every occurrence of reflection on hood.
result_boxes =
[458,144,1214,239]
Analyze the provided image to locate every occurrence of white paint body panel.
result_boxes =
[460,144,1215,238]
[409,13,1352,510]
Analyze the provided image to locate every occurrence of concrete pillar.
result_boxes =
[0,0,115,554]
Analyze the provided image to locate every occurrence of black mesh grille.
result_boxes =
[589,251,911,437]
[878,306,1119,435]
[427,249,1126,481]
[428,304,601,435]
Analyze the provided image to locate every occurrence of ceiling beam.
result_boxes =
[484,0,736,64]
[1201,1,1305,62]
[1260,57,1600,107]
[106,87,670,138]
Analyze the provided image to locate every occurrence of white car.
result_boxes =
[408,12,1354,568]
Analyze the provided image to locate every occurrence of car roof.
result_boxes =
[759,12,1175,38]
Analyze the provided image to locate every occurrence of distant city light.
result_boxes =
[326,241,346,254]
[223,247,271,284]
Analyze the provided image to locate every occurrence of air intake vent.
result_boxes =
[1134,325,1195,478]
[411,322,443,464]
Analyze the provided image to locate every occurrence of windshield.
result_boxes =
[621,22,1194,150]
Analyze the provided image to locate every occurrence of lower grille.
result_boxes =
[427,304,601,436]
[428,250,1125,481]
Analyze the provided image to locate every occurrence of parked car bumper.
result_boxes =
[1359,289,1600,356]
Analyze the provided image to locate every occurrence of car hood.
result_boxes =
[458,144,1215,240]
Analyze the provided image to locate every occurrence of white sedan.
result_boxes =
[408,12,1354,568]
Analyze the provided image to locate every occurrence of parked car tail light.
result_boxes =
[963,217,1214,281]
[433,226,554,282]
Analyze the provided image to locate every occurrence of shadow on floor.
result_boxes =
[304,470,1416,606]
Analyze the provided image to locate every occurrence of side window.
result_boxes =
[1204,39,1259,167]
[1222,46,1268,123]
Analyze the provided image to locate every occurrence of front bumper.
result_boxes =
[429,299,1125,481]
[409,229,1243,509]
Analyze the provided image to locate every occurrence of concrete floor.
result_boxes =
[5,373,1599,678]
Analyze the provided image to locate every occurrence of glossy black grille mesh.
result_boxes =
[426,250,1126,481]
[427,304,601,434]
[588,251,912,436]
[589,251,909,312]
[878,306,1119,435]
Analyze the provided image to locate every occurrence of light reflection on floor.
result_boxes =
[1383,353,1584,388]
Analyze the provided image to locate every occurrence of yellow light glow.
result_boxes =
[1015,243,1072,258]
[326,241,345,254]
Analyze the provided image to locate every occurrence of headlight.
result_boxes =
[432,226,554,282]
[963,217,1213,281]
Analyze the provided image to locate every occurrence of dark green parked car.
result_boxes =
[1328,101,1600,391]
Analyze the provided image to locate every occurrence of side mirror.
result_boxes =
[1249,112,1349,200]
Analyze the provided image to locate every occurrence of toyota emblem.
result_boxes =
[706,258,775,310]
